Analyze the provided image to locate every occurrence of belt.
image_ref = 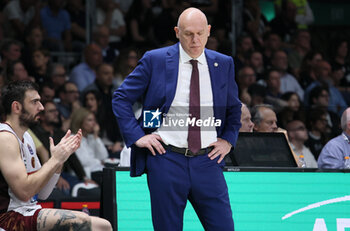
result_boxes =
[161,142,213,157]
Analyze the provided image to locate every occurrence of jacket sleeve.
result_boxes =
[112,52,152,147]
[219,57,242,147]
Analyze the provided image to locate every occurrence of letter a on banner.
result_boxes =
[313,218,327,231]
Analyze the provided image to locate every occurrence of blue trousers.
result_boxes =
[146,150,234,231]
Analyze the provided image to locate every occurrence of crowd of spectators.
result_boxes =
[0,0,350,200]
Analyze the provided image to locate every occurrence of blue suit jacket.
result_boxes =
[112,43,241,177]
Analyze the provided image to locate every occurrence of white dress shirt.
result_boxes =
[75,134,109,178]
[291,143,318,168]
[156,45,217,148]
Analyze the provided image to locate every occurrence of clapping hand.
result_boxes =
[50,129,82,163]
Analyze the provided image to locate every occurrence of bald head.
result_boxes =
[341,107,350,132]
[177,8,208,28]
[174,8,211,58]
[240,104,254,132]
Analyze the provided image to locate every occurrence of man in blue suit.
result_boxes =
[112,7,241,231]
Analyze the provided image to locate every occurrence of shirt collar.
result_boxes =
[343,132,350,143]
[179,44,206,65]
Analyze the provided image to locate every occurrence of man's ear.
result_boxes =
[12,101,22,114]
[174,26,179,39]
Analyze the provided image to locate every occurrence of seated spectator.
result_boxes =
[82,63,123,157]
[56,81,81,131]
[277,91,305,129]
[70,107,109,179]
[31,101,98,197]
[331,64,345,90]
[304,60,348,116]
[113,47,140,86]
[0,39,22,72]
[269,0,297,43]
[265,68,282,98]
[304,107,329,160]
[153,0,183,46]
[243,0,269,48]
[22,26,46,74]
[309,85,341,138]
[93,25,120,64]
[234,34,254,74]
[96,0,126,49]
[274,0,314,29]
[83,89,101,114]
[262,32,282,68]
[251,104,278,132]
[29,48,51,84]
[251,104,302,165]
[298,50,323,89]
[237,66,256,106]
[271,49,304,100]
[2,0,41,39]
[40,0,72,51]
[288,29,312,78]
[125,0,156,49]
[70,44,103,92]
[240,103,254,132]
[39,81,56,104]
[247,83,267,107]
[4,60,33,83]
[49,63,68,93]
[65,0,87,51]
[330,39,350,88]
[286,120,317,168]
[246,50,265,81]
[318,107,350,169]
[260,68,288,112]
[206,35,219,51]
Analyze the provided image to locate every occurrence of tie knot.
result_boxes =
[190,59,198,67]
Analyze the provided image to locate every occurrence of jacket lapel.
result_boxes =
[165,44,180,114]
[205,50,221,117]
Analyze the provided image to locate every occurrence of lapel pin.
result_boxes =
[214,62,218,67]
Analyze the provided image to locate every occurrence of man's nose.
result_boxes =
[272,122,278,129]
[193,34,200,43]
[39,102,44,111]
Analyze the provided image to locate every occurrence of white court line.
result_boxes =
[282,195,350,220]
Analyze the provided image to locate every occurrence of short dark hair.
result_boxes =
[2,80,39,115]
[0,39,22,54]
[82,89,101,108]
[309,85,329,106]
[306,107,327,129]
[281,91,299,101]
[264,68,281,81]
[5,60,24,82]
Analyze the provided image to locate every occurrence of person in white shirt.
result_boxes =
[96,0,126,47]
[271,49,304,100]
[286,120,318,168]
[70,107,109,179]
